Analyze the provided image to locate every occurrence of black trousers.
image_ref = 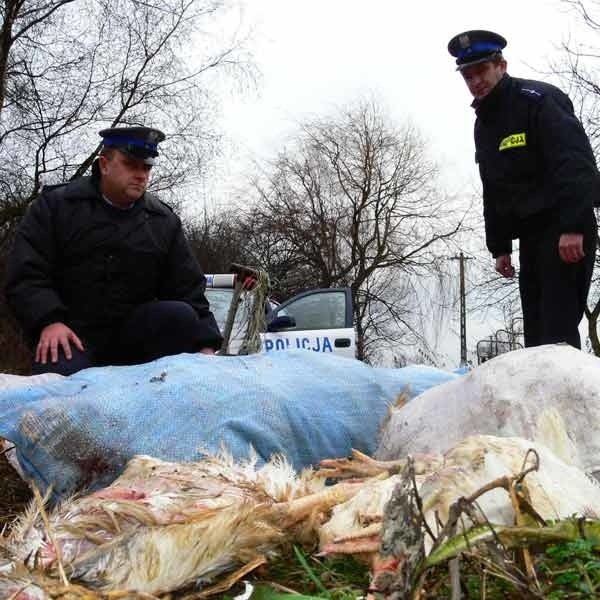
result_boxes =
[519,212,597,349]
[32,301,210,376]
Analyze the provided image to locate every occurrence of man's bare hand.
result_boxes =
[495,254,515,278]
[36,322,84,364]
[559,233,585,263]
[199,347,216,356]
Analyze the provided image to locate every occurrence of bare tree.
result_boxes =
[0,0,256,372]
[185,206,253,274]
[243,99,463,363]
[0,0,76,114]
[467,237,521,330]
[0,0,255,238]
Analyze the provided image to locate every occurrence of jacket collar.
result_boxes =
[61,175,102,201]
[61,175,165,216]
[471,73,511,116]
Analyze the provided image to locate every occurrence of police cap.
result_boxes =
[99,126,166,165]
[447,30,507,70]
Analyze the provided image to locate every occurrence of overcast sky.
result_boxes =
[210,0,588,365]
[217,0,577,194]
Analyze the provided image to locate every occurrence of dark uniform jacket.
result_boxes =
[5,174,222,351]
[473,74,600,257]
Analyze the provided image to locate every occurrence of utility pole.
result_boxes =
[450,252,473,367]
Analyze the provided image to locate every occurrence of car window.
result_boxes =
[277,291,348,330]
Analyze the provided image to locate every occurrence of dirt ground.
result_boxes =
[0,442,31,529]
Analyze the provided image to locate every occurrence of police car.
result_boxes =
[204,267,356,359]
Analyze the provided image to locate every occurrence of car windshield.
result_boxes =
[205,288,252,341]
[205,289,234,331]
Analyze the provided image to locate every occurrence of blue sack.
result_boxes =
[0,351,460,500]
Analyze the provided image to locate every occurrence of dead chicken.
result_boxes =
[0,576,50,600]
[6,435,599,597]
[317,449,442,557]
[5,452,362,596]
[318,435,600,561]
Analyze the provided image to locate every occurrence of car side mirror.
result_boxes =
[267,315,296,332]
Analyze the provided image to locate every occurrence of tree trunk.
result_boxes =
[586,306,600,356]
[0,0,20,116]
[355,320,365,362]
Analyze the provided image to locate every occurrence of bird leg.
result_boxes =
[277,481,365,526]
[320,522,382,556]
[318,449,407,479]
[318,449,441,481]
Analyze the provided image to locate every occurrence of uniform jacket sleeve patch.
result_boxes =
[520,87,545,100]
[499,132,527,151]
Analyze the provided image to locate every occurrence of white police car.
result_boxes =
[204,268,356,359]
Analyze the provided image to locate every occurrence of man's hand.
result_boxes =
[495,254,515,278]
[559,233,585,263]
[199,347,216,356]
[36,322,84,364]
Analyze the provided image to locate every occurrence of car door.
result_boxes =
[261,288,356,359]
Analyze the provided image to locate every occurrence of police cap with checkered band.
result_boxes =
[99,126,166,166]
[448,30,507,71]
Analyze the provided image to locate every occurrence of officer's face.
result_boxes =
[461,59,507,100]
[99,150,152,206]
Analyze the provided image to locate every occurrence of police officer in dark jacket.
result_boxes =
[5,126,223,375]
[448,30,599,349]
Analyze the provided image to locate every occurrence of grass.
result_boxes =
[248,547,370,600]
[539,539,600,598]
[239,540,600,600]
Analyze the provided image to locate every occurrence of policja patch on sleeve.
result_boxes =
[499,132,527,151]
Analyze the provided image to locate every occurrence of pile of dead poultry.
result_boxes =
[3,434,600,599]
[2,344,600,598]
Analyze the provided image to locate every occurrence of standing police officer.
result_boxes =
[5,126,223,375]
[448,30,599,348]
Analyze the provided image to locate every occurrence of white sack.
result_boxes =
[376,344,600,475]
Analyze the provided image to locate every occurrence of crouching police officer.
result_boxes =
[5,126,223,375]
[448,30,599,349]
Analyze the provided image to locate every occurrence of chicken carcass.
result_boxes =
[5,452,361,596]
[319,435,600,559]
[7,433,599,596]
